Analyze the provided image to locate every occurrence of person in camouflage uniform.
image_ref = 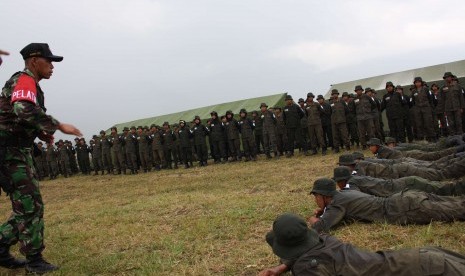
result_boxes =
[32,142,46,180]
[45,142,58,180]
[411,77,436,141]
[111,126,127,174]
[100,130,113,174]
[0,43,81,273]
[308,178,465,233]
[238,109,257,161]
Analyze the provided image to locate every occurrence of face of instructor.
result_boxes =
[26,57,54,81]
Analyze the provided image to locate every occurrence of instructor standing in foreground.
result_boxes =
[0,43,82,273]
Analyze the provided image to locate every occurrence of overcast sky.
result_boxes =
[2,0,465,141]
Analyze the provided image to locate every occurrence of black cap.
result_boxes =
[123,127,129,131]
[352,151,364,160]
[240,108,247,114]
[285,95,293,101]
[385,81,394,88]
[338,154,356,165]
[260,103,268,108]
[333,166,352,182]
[307,92,315,98]
[163,122,169,126]
[413,77,423,83]
[364,87,372,93]
[210,111,218,116]
[331,89,339,95]
[342,92,349,97]
[20,43,63,62]
[298,98,305,103]
[395,85,403,91]
[317,95,324,100]
[354,85,363,91]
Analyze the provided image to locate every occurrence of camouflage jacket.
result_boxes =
[0,69,60,143]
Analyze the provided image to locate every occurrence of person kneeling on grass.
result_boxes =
[259,213,465,276]
[308,178,465,233]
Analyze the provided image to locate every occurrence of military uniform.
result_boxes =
[283,95,306,156]
[178,121,193,168]
[58,142,71,177]
[318,97,333,149]
[208,113,227,163]
[191,117,209,166]
[381,84,407,143]
[354,86,375,148]
[224,111,242,161]
[238,110,256,161]
[123,128,138,173]
[343,93,359,146]
[46,144,58,179]
[150,126,165,170]
[0,43,67,272]
[90,136,104,175]
[440,72,465,135]
[260,104,277,158]
[306,95,326,154]
[312,188,465,233]
[162,124,177,169]
[76,141,91,175]
[137,128,151,172]
[329,95,349,152]
[111,129,127,174]
[252,111,264,154]
[100,133,113,174]
[377,144,458,161]
[274,109,287,156]
[32,143,46,180]
[411,78,435,140]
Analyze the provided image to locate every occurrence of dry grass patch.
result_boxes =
[0,151,463,275]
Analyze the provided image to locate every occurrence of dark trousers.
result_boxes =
[388,118,405,143]
[180,146,192,165]
[322,124,333,148]
[211,140,227,161]
[195,143,208,162]
[447,110,463,135]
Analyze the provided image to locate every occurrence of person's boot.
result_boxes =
[25,254,59,274]
[0,244,27,269]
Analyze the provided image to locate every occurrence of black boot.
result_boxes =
[25,254,58,274]
[0,244,27,269]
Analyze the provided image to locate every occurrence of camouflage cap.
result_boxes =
[310,178,337,197]
[338,154,356,165]
[266,213,321,260]
[20,43,63,62]
[333,166,352,182]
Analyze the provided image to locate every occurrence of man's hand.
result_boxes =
[0,50,9,56]
[308,216,320,226]
[313,207,323,217]
[58,123,82,136]
[258,264,289,276]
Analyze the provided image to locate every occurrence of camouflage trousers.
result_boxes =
[0,147,45,256]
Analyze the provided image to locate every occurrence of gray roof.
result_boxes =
[325,59,465,98]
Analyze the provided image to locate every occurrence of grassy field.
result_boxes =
[1,151,465,275]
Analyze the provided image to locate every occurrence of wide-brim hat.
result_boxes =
[413,77,423,83]
[298,98,305,103]
[332,166,352,182]
[260,103,268,108]
[341,92,349,97]
[367,137,382,146]
[331,89,339,95]
[338,153,356,165]
[307,92,315,98]
[316,95,324,100]
[310,178,337,197]
[285,95,293,101]
[385,81,394,88]
[354,85,363,91]
[266,213,321,260]
[443,72,453,79]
